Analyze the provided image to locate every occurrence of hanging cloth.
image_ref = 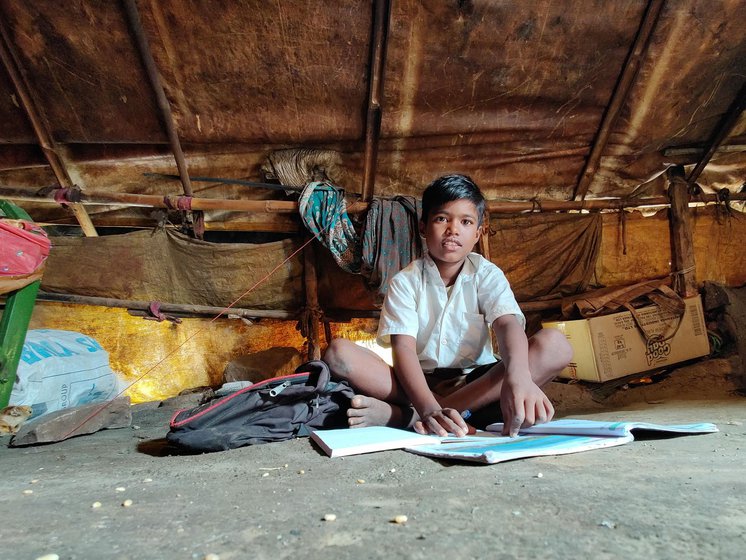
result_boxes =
[361,196,423,299]
[298,181,361,274]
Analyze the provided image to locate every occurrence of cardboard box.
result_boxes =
[542,296,710,382]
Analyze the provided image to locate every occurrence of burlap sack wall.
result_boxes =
[42,229,304,310]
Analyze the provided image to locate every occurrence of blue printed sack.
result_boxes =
[10,329,123,418]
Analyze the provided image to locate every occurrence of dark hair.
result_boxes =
[421,174,486,225]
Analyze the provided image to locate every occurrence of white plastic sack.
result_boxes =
[10,329,124,419]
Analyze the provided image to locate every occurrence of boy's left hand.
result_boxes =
[500,376,554,437]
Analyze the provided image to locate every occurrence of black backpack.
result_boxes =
[166,360,354,452]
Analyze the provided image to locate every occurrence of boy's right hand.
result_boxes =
[500,376,554,437]
[414,408,468,437]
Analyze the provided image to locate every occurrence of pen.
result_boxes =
[461,409,472,420]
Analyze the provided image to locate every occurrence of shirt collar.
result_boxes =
[422,251,479,283]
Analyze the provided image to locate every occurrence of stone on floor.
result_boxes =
[10,396,131,446]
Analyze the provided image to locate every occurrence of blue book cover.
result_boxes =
[311,419,718,463]
[407,419,718,464]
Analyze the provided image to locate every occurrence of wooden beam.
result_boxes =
[32,292,295,320]
[0,16,98,237]
[29,218,300,233]
[322,319,333,346]
[572,0,665,201]
[122,0,193,198]
[361,0,391,202]
[2,293,558,324]
[478,210,491,260]
[667,166,698,297]
[687,80,746,184]
[0,186,361,213]
[2,186,745,214]
[303,242,322,360]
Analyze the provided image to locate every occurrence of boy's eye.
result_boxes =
[462,219,473,226]
[434,216,446,222]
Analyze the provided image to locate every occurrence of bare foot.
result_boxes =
[347,395,413,428]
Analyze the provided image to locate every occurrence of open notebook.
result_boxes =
[310,419,718,464]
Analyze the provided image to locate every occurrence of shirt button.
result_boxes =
[442,339,447,345]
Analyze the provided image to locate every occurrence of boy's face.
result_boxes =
[420,199,482,266]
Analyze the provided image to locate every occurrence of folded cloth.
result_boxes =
[362,196,423,300]
[298,181,361,273]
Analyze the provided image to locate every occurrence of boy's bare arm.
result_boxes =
[390,334,467,437]
[492,315,554,436]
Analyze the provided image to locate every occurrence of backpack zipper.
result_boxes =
[269,381,291,397]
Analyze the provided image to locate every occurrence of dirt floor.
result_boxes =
[1,358,745,560]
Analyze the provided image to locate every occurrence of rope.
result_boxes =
[142,301,182,324]
[672,265,695,276]
[163,195,193,211]
[163,196,204,239]
[296,305,323,338]
[715,188,733,222]
[39,186,82,206]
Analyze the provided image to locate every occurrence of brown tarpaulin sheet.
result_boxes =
[489,213,602,302]
[41,229,303,309]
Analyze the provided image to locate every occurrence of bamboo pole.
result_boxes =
[1,294,561,324]
[3,186,745,215]
[361,0,391,202]
[32,292,295,320]
[0,16,98,237]
[572,0,665,201]
[122,0,193,198]
[28,219,300,233]
[687,80,746,184]
[0,187,316,212]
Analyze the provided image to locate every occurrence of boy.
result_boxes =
[324,174,572,437]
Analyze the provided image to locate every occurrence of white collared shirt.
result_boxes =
[377,252,525,372]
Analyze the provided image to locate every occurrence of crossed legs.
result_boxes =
[322,340,412,427]
[323,328,573,428]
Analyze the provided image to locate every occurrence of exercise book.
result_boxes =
[311,420,718,464]
[405,419,718,464]
[310,426,442,457]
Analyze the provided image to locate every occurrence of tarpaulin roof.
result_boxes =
[1,0,745,228]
